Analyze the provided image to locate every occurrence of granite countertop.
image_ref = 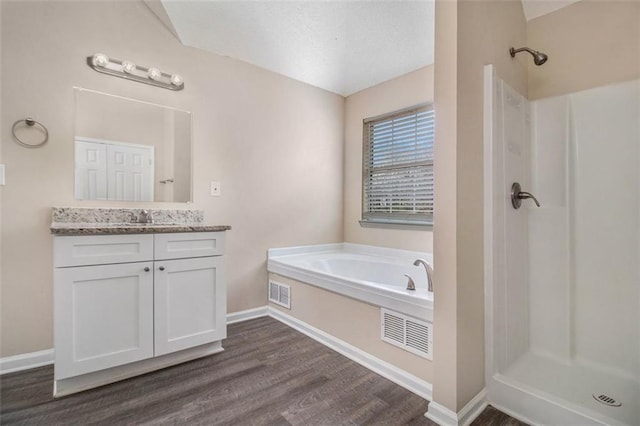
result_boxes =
[50,222,231,236]
[50,207,231,236]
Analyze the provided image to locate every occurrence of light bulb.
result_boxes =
[92,53,109,68]
[170,74,183,86]
[147,67,162,81]
[122,61,136,74]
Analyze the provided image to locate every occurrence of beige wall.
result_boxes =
[432,0,459,411]
[432,0,528,412]
[269,274,432,383]
[527,0,640,100]
[343,66,434,253]
[0,1,344,357]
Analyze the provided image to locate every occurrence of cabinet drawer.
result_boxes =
[54,234,154,267]
[154,232,224,260]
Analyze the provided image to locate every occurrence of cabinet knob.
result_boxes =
[159,266,165,271]
[144,267,150,272]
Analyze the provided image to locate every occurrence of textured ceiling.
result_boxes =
[159,0,434,96]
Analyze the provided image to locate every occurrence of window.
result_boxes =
[362,104,434,226]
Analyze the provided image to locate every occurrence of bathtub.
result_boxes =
[267,243,433,321]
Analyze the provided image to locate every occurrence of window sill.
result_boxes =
[359,220,433,231]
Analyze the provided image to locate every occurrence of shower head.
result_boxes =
[510,46,548,66]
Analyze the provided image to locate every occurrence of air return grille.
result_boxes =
[381,308,432,360]
[268,281,291,309]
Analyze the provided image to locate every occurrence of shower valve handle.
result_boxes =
[511,182,541,209]
[518,191,541,207]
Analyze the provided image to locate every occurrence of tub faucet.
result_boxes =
[403,274,416,291]
[413,259,433,293]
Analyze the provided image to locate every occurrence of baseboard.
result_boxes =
[425,388,487,426]
[457,388,488,425]
[268,307,432,401]
[0,349,54,375]
[226,306,269,324]
[425,401,459,426]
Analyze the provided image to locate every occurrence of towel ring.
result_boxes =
[12,117,49,148]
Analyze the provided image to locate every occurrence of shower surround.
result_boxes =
[484,65,639,425]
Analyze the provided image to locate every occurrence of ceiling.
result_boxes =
[152,0,580,97]
[157,0,434,97]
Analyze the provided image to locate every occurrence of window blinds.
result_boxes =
[362,104,434,225]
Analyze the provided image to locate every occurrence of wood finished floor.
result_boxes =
[0,317,525,425]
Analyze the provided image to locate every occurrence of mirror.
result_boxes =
[74,88,192,203]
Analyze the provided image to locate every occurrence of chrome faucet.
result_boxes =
[403,274,416,291]
[123,209,138,223]
[413,259,434,293]
[138,209,154,224]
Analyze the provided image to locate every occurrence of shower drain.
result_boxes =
[592,393,622,407]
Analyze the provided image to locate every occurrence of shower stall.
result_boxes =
[484,65,639,425]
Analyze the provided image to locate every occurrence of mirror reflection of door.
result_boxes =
[75,137,154,202]
[74,88,192,203]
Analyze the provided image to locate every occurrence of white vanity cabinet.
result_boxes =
[53,231,226,396]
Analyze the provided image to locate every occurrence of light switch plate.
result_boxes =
[210,181,221,196]
[0,164,5,186]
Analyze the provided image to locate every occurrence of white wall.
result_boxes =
[343,66,434,252]
[0,1,344,357]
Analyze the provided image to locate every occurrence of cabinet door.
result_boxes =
[54,262,154,380]
[154,257,226,356]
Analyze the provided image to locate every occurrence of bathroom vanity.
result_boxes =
[50,208,231,396]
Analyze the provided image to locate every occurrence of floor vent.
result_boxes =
[592,393,621,407]
[381,308,432,360]
[269,281,291,309]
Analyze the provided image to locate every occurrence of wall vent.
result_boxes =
[381,308,432,360]
[268,281,291,309]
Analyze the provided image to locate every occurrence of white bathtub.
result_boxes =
[267,243,433,321]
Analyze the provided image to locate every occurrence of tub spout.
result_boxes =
[413,259,433,293]
[403,274,416,291]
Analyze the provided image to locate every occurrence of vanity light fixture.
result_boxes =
[87,53,184,91]
[122,60,137,74]
[170,74,184,87]
[147,67,162,81]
